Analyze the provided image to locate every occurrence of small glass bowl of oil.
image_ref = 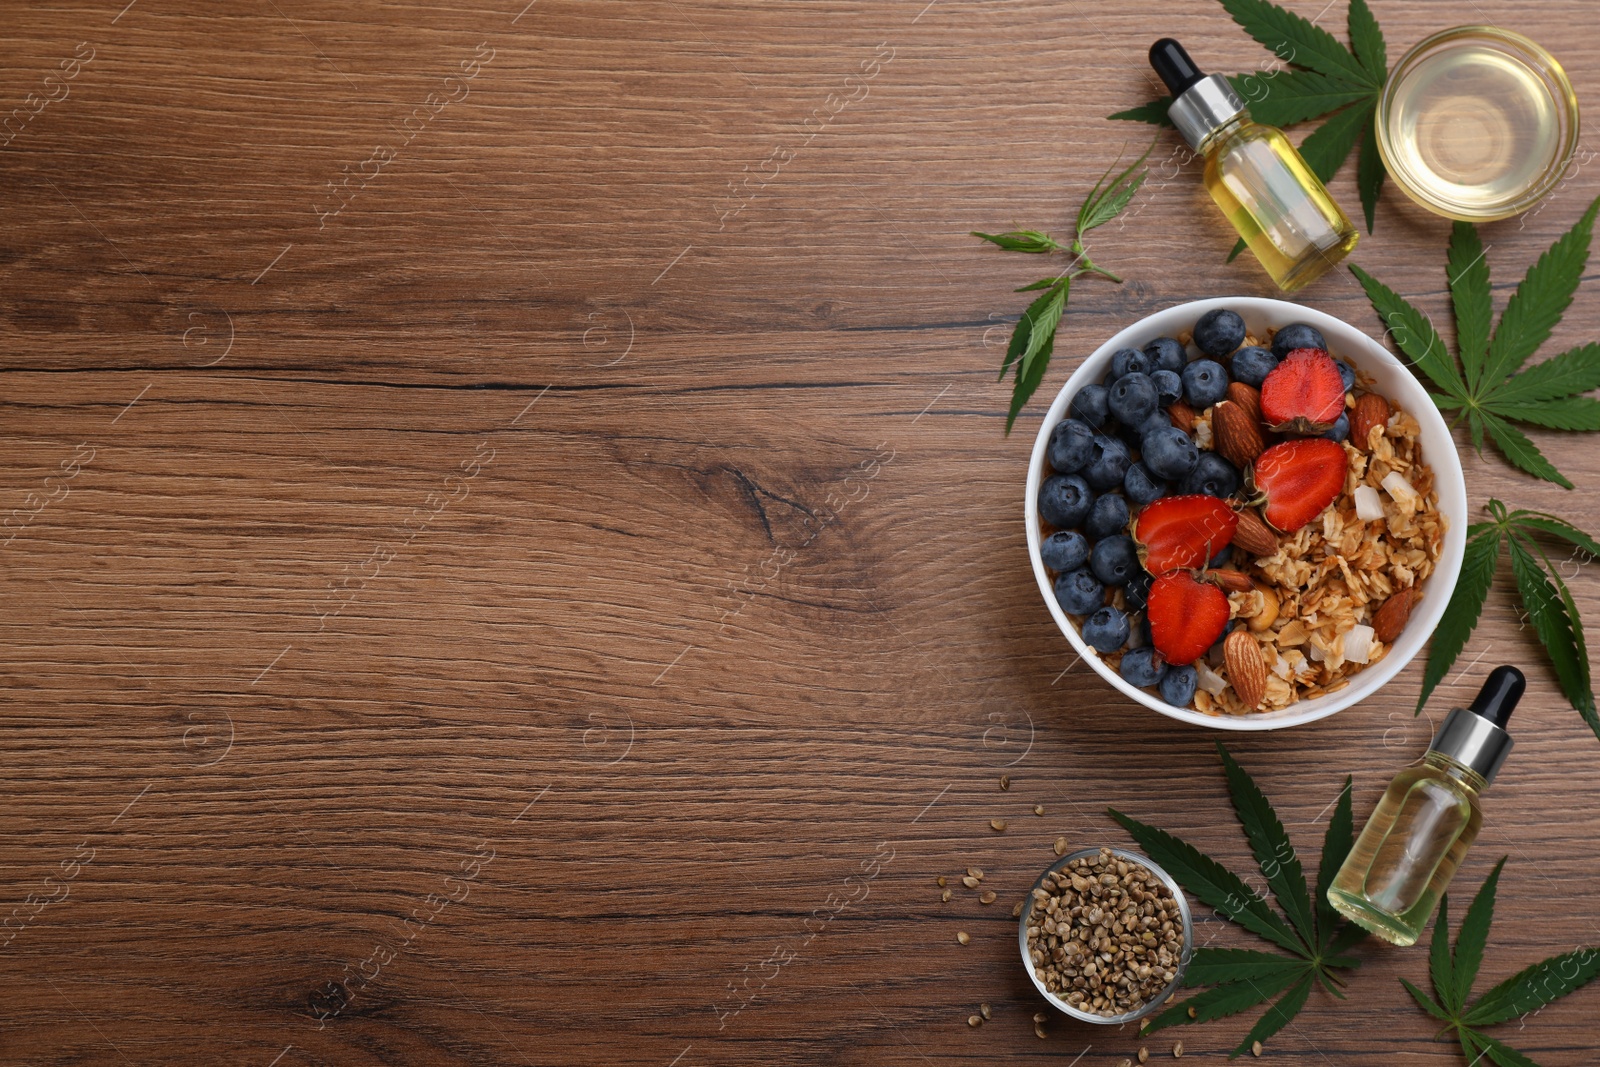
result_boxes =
[1377,26,1578,222]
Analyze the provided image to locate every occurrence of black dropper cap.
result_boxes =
[1468,665,1525,728]
[1428,665,1522,785]
[1150,38,1206,97]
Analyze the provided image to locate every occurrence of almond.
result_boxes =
[1212,400,1265,468]
[1167,401,1197,433]
[1349,393,1391,451]
[1231,508,1280,557]
[1224,629,1269,709]
[1208,568,1254,593]
[1371,586,1419,643]
[1226,381,1262,424]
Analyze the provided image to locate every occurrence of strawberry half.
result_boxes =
[1147,571,1230,664]
[1253,437,1347,532]
[1260,347,1345,433]
[1132,495,1238,574]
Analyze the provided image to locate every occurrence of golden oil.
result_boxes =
[1149,39,1357,291]
[1379,27,1578,221]
[1328,667,1522,947]
[1203,123,1359,291]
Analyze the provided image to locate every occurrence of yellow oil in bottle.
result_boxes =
[1202,121,1359,292]
[1327,755,1484,946]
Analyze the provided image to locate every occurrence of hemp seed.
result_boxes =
[1025,848,1186,1020]
[1035,804,1045,816]
[980,890,996,904]
[1252,1040,1263,1057]
[979,1003,991,1020]
[1053,837,1069,856]
[991,818,1007,832]
[1139,1048,1149,1064]
[967,1014,981,1028]
[941,888,951,903]
[1000,775,1011,791]
[962,875,980,889]
[956,931,970,945]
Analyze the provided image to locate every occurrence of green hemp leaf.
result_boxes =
[1351,199,1600,489]
[974,142,1151,433]
[1417,499,1598,738]
[1108,743,1365,1057]
[1403,859,1600,1065]
[1111,0,1388,237]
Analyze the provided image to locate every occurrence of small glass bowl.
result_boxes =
[1018,846,1194,1026]
[1377,26,1578,222]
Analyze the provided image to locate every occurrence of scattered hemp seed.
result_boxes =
[957,931,971,945]
[941,888,952,903]
[1032,1013,1047,1024]
[1252,1040,1263,1057]
[1034,1022,1048,1040]
[1000,775,1011,791]
[962,875,980,889]
[967,1014,981,1028]
[1012,899,1025,918]
[991,818,1007,832]
[937,875,947,888]
[1138,1047,1149,1063]
[1117,1060,1133,1067]
[1187,1005,1196,1018]
[1034,804,1045,816]
[1053,837,1069,856]
[980,890,997,904]
[967,867,984,881]
[979,1003,992,1020]
[1173,1041,1184,1058]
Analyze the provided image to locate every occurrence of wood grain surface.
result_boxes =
[3,1,1600,1063]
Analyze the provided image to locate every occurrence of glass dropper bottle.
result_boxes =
[1149,38,1359,291]
[1327,666,1524,946]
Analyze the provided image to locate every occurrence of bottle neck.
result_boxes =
[1196,113,1251,155]
[1423,750,1488,795]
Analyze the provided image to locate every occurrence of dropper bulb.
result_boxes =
[1150,38,1206,97]
[1469,665,1526,728]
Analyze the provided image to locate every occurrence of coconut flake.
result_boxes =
[1354,485,1385,521]
[1196,663,1227,695]
[1344,624,1376,665]
[1382,470,1418,502]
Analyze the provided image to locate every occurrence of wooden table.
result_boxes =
[3,1,1598,1063]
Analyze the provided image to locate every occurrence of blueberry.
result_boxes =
[1109,347,1152,379]
[1040,530,1090,573]
[1271,322,1326,358]
[1182,359,1230,408]
[1194,308,1246,358]
[1230,345,1278,389]
[1090,533,1139,586]
[1070,384,1111,428]
[1150,368,1183,407]
[1209,543,1233,568]
[1143,336,1187,373]
[1335,360,1356,392]
[1039,474,1094,528]
[1054,567,1105,615]
[1323,413,1351,442]
[1107,372,1158,427]
[1119,645,1169,687]
[1141,425,1199,480]
[1180,452,1241,499]
[1125,569,1153,611]
[1158,664,1199,706]
[1132,408,1171,441]
[1085,492,1131,541]
[1123,462,1167,506]
[1048,418,1096,473]
[1082,605,1131,653]
[1083,436,1132,491]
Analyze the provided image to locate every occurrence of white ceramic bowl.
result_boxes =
[1025,297,1467,730]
